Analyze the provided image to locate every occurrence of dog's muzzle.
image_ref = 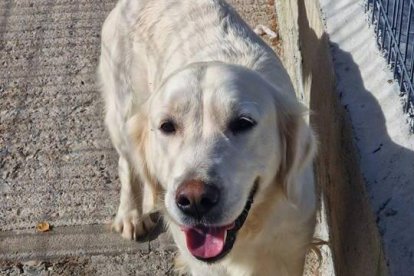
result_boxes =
[180,180,259,263]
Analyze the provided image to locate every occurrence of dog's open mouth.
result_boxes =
[181,182,258,263]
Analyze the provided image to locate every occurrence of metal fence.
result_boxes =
[366,0,414,132]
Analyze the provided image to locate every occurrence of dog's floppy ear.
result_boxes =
[275,94,317,206]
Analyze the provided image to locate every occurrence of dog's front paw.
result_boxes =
[112,209,159,240]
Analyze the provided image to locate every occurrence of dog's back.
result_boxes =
[100,0,293,99]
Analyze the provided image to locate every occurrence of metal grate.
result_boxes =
[366,0,414,132]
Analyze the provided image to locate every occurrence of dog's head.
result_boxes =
[128,63,316,262]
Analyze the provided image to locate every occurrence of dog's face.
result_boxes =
[129,63,315,262]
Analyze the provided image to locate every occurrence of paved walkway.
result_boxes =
[0,0,281,274]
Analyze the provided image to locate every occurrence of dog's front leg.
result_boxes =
[112,156,157,240]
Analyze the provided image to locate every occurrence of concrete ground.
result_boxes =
[0,0,295,274]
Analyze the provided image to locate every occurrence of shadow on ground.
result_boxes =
[298,0,414,274]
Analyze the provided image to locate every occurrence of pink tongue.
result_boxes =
[183,225,229,259]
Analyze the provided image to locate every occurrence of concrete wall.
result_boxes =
[275,0,388,275]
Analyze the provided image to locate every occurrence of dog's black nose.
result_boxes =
[175,180,220,219]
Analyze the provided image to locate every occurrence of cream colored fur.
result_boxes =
[98,0,317,275]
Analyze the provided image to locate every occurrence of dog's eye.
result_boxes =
[159,120,176,134]
[229,116,256,134]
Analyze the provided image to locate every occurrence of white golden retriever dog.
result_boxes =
[98,0,317,275]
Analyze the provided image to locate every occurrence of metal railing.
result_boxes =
[367,0,414,132]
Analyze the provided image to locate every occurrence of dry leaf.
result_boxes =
[36,222,50,232]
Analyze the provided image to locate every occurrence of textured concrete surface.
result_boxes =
[278,0,388,275]
[321,0,413,274]
[0,225,176,275]
[0,0,293,274]
[0,224,173,260]
[275,1,336,275]
[0,251,176,276]
[1,0,119,231]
